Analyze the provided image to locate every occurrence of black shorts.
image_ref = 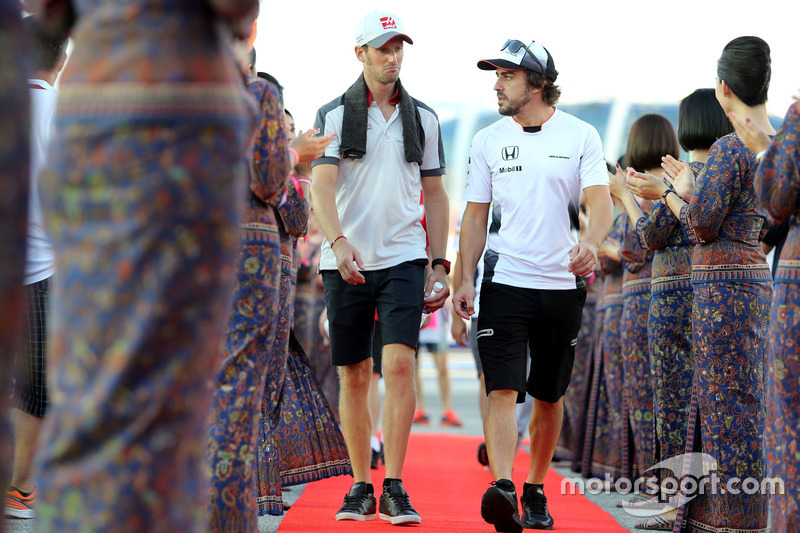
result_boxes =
[477,280,586,403]
[323,259,426,367]
[15,277,51,417]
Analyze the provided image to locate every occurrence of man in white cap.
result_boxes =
[453,39,613,531]
[310,10,449,526]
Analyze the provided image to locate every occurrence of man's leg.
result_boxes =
[484,389,520,481]
[380,343,416,479]
[526,398,564,484]
[338,358,374,484]
[10,410,42,494]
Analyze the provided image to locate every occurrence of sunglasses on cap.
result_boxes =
[501,39,546,75]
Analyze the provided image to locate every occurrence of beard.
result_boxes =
[498,85,531,116]
[365,56,400,85]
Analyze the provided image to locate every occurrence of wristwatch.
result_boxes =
[661,188,677,201]
[431,258,451,275]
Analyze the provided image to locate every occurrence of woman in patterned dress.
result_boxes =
[731,96,800,533]
[256,113,351,516]
[34,1,260,531]
[625,91,733,529]
[205,71,290,531]
[581,212,626,480]
[628,37,775,533]
[612,115,681,485]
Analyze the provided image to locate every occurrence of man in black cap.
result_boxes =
[453,39,613,531]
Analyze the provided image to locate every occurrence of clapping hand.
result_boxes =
[661,156,695,201]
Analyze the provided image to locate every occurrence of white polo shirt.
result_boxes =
[26,79,57,285]
[463,109,608,290]
[312,90,446,271]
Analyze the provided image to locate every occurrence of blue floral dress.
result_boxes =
[635,164,700,479]
[34,1,258,531]
[673,133,771,533]
[206,78,288,533]
[753,101,800,533]
[581,213,626,480]
[620,210,655,480]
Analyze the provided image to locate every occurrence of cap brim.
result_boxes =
[477,59,525,71]
[367,32,413,48]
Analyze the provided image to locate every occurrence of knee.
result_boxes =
[339,359,373,390]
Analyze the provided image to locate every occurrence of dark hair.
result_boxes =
[626,114,680,172]
[22,15,68,72]
[256,71,284,104]
[525,70,561,107]
[716,36,771,107]
[678,88,734,151]
[249,48,257,70]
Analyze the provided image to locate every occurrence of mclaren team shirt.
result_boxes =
[463,108,608,290]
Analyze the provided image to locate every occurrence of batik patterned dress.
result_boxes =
[206,78,288,533]
[0,4,30,522]
[294,233,340,421]
[34,2,258,531]
[620,210,655,480]
[636,165,700,476]
[753,101,800,533]
[555,276,598,467]
[256,182,351,516]
[581,213,626,480]
[673,133,772,533]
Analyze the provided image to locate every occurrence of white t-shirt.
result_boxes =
[463,109,607,290]
[26,79,57,285]
[312,91,446,271]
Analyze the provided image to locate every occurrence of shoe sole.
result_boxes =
[5,508,35,519]
[379,512,421,525]
[481,488,522,533]
[335,512,376,521]
[521,520,554,530]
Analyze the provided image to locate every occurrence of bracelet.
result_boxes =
[297,178,312,186]
[755,149,768,161]
[288,147,299,166]
[661,188,677,201]
[331,235,347,247]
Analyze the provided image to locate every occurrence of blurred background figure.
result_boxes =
[32,1,260,531]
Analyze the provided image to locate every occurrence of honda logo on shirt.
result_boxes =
[380,17,397,29]
[502,146,519,160]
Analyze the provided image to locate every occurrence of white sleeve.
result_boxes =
[463,135,492,203]
[579,126,609,189]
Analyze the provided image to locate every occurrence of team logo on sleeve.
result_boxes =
[501,146,519,160]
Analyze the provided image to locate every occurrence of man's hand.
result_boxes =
[422,268,450,313]
[333,239,365,284]
[451,315,469,347]
[290,128,335,163]
[452,283,476,320]
[568,240,598,278]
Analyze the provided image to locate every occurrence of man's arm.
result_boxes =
[453,202,490,319]
[568,185,613,278]
[421,175,450,309]
[310,163,365,284]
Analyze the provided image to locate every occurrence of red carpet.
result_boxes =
[278,433,627,532]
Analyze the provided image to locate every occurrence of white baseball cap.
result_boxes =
[355,11,413,48]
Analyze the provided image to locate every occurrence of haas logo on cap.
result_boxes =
[380,16,397,29]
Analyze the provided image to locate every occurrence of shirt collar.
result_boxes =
[367,87,401,107]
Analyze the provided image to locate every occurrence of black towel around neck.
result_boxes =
[340,74,424,165]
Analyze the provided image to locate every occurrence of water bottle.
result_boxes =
[420,282,444,327]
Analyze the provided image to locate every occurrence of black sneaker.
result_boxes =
[481,479,523,533]
[370,443,384,469]
[378,480,421,525]
[335,482,377,521]
[520,485,554,530]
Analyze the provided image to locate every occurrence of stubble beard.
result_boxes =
[498,85,531,117]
